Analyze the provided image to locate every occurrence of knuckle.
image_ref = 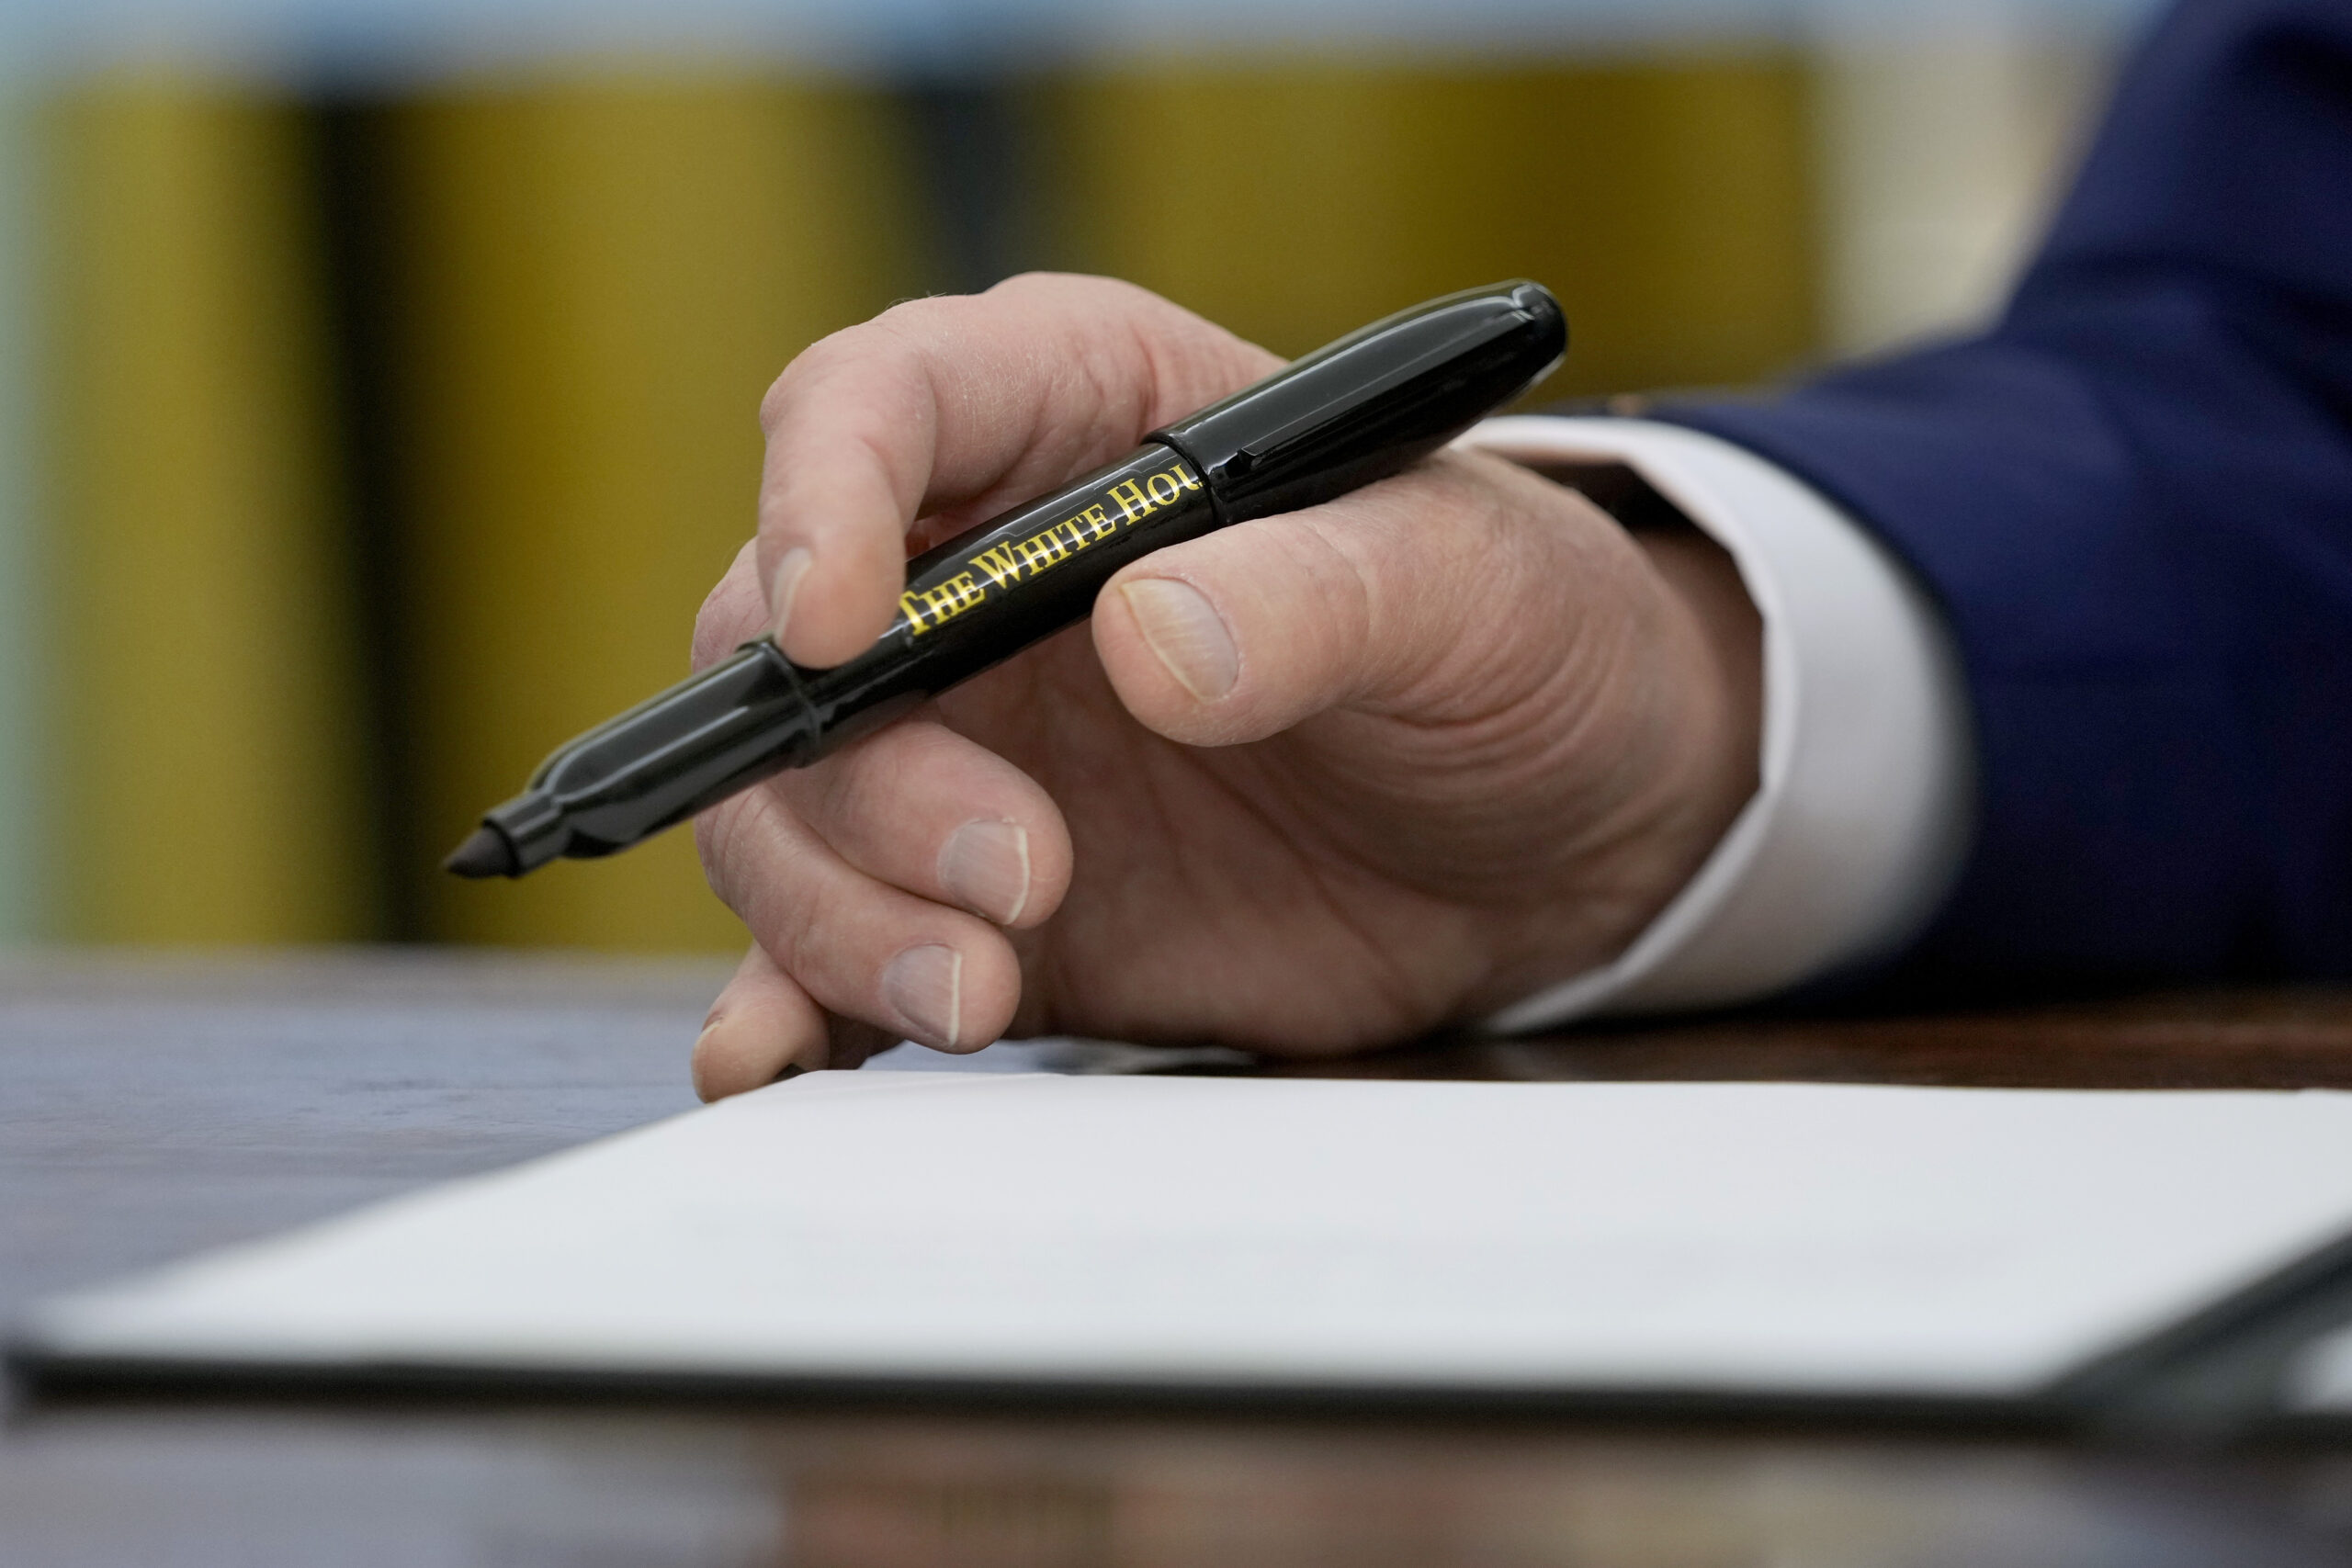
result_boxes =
[983,269,1086,305]
[759,318,910,433]
[695,798,754,909]
[791,749,866,843]
[757,369,792,433]
[758,336,841,432]
[866,295,973,365]
[1286,517,1377,680]
[696,788,797,932]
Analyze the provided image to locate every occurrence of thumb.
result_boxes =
[1091,450,1645,748]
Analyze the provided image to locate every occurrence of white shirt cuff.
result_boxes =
[1462,416,1975,1030]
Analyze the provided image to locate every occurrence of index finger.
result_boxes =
[754,273,1280,668]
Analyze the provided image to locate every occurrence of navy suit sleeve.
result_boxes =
[1668,0,2352,987]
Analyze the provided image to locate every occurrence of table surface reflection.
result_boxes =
[10,950,2352,1568]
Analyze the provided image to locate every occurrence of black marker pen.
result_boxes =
[445,281,1567,879]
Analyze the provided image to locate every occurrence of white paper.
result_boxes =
[25,1075,2352,1400]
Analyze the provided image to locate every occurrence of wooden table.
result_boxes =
[10,951,2352,1566]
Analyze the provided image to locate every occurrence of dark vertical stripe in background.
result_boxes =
[902,77,1051,295]
[314,100,416,942]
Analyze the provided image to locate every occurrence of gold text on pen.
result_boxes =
[897,458,1204,636]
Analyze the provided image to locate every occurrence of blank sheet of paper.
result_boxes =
[23,1075,2352,1400]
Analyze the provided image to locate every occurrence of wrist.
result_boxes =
[1635,524,1765,868]
[1464,414,1971,1030]
[1466,505,1764,1015]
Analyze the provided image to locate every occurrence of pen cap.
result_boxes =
[1151,280,1566,524]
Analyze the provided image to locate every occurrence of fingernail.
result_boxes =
[693,1011,808,1101]
[768,546,813,645]
[938,819,1031,925]
[1120,578,1238,701]
[690,1017,733,1101]
[881,944,963,1048]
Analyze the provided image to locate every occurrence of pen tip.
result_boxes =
[442,825,519,880]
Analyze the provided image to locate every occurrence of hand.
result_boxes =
[687,274,1760,1098]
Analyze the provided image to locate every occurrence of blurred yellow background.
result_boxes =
[0,8,2135,951]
